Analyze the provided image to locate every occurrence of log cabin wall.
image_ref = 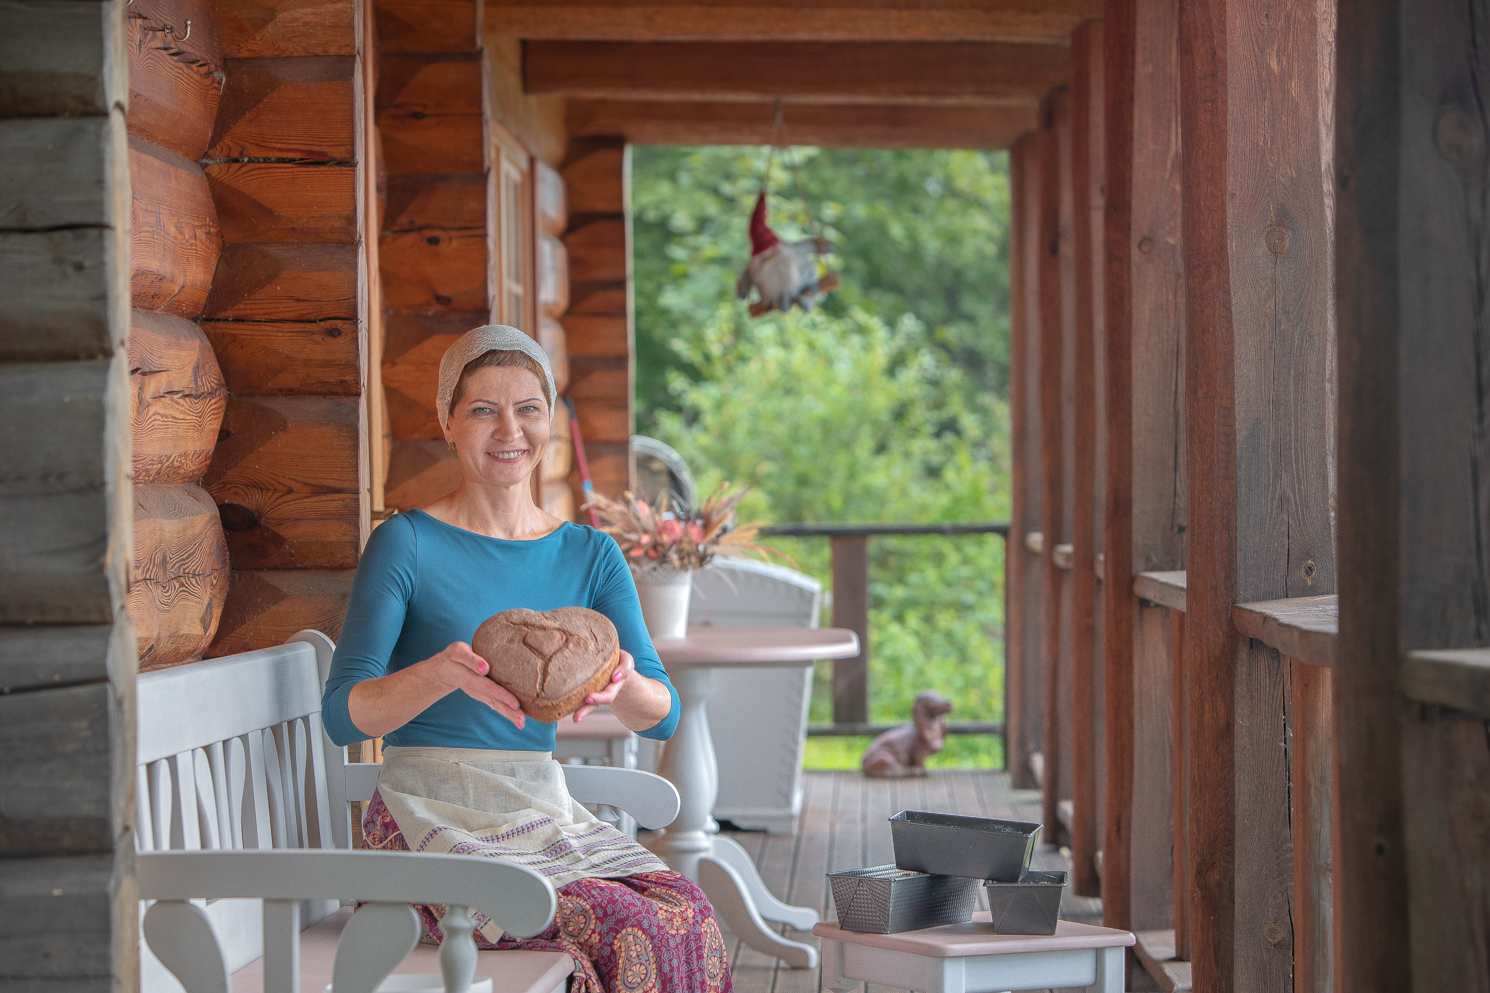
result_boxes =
[486,33,575,519]
[561,136,634,505]
[0,1,137,988]
[377,0,488,513]
[536,157,577,520]
[124,0,228,669]
[375,15,574,520]
[195,0,369,655]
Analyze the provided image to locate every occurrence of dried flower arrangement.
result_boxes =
[587,483,787,571]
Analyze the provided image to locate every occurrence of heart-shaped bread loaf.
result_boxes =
[472,607,622,722]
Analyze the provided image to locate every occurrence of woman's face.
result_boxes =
[444,365,550,490]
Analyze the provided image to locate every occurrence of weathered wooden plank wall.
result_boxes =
[1179,0,1336,990]
[377,0,488,513]
[1005,131,1044,791]
[562,136,633,504]
[1336,0,1490,989]
[0,1,136,989]
[1068,17,1105,899]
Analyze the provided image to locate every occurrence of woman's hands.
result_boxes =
[572,650,673,732]
[348,643,670,740]
[346,640,526,739]
[429,642,526,729]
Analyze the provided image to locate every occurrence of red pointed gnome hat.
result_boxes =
[748,191,781,256]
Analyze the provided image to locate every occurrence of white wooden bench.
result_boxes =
[136,630,681,993]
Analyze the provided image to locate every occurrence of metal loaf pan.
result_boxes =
[888,809,1041,882]
[828,865,980,934]
[984,869,1067,935]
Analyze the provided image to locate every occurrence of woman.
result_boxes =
[322,325,731,993]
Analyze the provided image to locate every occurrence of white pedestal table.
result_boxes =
[647,625,860,970]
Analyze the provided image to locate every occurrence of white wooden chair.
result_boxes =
[552,710,640,837]
[136,630,681,993]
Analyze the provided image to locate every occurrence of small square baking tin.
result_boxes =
[828,865,980,934]
[985,869,1067,935]
[888,810,1041,882]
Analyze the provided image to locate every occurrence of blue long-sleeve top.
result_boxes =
[321,510,679,749]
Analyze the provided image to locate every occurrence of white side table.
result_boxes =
[647,625,860,970]
[814,914,1135,993]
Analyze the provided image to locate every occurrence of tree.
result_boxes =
[631,146,1012,430]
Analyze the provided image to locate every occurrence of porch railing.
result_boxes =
[758,522,1011,750]
[1120,569,1338,989]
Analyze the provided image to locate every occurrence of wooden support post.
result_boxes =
[1069,18,1105,899]
[1006,132,1045,789]
[1104,0,1189,940]
[1335,0,1490,989]
[830,535,870,726]
[1038,88,1072,841]
[1178,1,1336,990]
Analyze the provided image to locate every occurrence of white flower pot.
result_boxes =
[633,564,694,639]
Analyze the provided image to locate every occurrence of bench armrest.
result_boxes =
[138,849,556,938]
[343,763,680,830]
[561,765,680,830]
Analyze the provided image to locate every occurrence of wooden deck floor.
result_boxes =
[673,769,1102,993]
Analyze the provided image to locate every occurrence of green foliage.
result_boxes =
[629,146,1013,766]
[631,145,1012,427]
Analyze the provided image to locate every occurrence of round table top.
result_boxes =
[652,626,860,667]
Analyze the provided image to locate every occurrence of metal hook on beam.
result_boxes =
[164,17,191,41]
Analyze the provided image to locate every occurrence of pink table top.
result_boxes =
[813,913,1135,958]
[652,626,860,667]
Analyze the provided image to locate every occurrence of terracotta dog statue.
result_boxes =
[861,691,953,778]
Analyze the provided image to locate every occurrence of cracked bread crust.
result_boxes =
[472,607,622,723]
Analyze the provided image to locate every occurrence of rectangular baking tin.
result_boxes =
[888,809,1041,882]
[984,869,1067,935]
[828,865,980,934]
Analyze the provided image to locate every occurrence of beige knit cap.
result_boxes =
[436,325,557,432]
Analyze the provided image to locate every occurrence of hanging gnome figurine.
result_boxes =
[736,191,835,317]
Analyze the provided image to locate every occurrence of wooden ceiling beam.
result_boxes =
[490,2,1100,44]
[566,99,1037,149]
[524,41,1069,104]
